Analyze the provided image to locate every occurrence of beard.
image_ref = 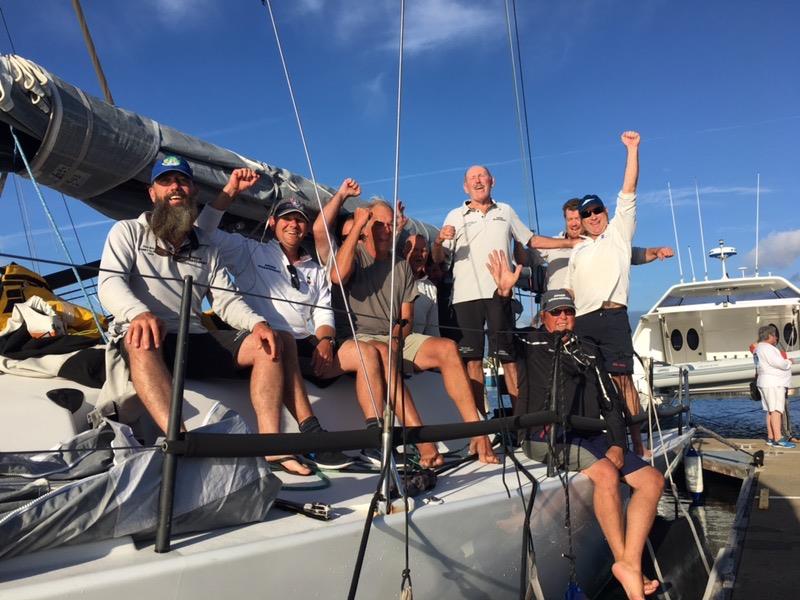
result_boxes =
[150,195,198,243]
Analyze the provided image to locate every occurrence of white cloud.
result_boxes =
[400,0,504,54]
[745,229,800,270]
[356,72,388,116]
[144,0,217,26]
[638,185,768,206]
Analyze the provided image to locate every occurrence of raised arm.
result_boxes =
[620,131,640,194]
[529,234,578,250]
[210,168,261,211]
[431,224,454,264]
[330,206,370,286]
[485,249,522,298]
[313,178,361,265]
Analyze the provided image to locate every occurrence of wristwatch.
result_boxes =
[319,335,337,351]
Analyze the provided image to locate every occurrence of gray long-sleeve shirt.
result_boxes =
[98,213,264,334]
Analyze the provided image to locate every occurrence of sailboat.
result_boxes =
[0,15,693,597]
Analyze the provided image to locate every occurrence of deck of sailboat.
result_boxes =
[0,365,693,599]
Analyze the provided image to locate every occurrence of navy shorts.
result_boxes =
[120,330,249,380]
[296,336,341,388]
[574,307,634,374]
[450,297,517,362]
[523,433,648,478]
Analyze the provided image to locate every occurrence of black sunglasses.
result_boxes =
[287,264,301,290]
[580,206,605,219]
[154,245,192,263]
[548,307,575,317]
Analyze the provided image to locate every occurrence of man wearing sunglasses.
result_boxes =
[98,155,287,459]
[564,131,650,456]
[195,174,365,474]
[486,249,663,600]
[431,165,576,417]
[518,197,674,291]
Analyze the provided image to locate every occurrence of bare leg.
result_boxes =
[326,339,386,420]
[768,411,783,441]
[414,337,498,464]
[276,331,314,425]
[465,359,486,416]
[369,340,443,468]
[125,339,176,434]
[237,331,310,476]
[612,374,647,457]
[612,465,664,599]
[500,360,519,413]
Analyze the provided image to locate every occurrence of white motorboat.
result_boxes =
[633,241,800,395]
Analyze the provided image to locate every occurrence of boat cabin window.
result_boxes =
[785,323,798,346]
[686,328,699,350]
[656,284,800,308]
[670,329,683,351]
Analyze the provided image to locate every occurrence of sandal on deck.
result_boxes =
[268,456,313,477]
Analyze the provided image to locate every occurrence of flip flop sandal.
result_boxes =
[268,456,313,477]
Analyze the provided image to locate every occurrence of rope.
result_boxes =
[71,0,114,105]
[9,127,108,343]
[260,0,380,422]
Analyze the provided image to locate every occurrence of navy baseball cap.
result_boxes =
[273,197,310,222]
[150,155,193,183]
[579,194,605,214]
[541,289,575,313]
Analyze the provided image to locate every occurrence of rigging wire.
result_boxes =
[9,127,108,343]
[0,4,16,54]
[260,0,380,422]
[11,174,39,271]
[60,192,88,264]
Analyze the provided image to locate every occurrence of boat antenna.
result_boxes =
[667,182,684,283]
[755,172,760,276]
[687,245,697,282]
[694,179,708,280]
[71,0,114,105]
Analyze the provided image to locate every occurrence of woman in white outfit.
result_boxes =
[755,325,795,448]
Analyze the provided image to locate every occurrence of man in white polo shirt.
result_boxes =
[565,131,647,455]
[431,165,575,414]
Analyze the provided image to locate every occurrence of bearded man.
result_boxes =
[98,155,286,446]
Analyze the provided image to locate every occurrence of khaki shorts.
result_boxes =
[354,332,431,371]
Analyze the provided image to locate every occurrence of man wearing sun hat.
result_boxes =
[98,154,286,449]
[565,131,648,455]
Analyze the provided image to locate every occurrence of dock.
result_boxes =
[699,437,800,599]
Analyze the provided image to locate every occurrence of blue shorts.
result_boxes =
[523,433,648,479]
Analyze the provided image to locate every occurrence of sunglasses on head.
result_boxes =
[287,264,301,290]
[547,307,575,317]
[580,206,605,219]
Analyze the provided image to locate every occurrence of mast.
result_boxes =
[694,179,709,280]
[755,173,760,276]
[667,182,685,283]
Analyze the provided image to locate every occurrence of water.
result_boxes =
[689,395,800,439]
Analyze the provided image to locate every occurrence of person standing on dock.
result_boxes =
[431,165,576,415]
[565,131,648,456]
[754,324,796,448]
[486,250,663,600]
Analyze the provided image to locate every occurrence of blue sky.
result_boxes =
[0,0,798,312]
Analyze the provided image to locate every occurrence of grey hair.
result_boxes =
[758,325,777,341]
[366,197,393,212]
[463,164,493,181]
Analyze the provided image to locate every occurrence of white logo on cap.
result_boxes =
[162,156,181,166]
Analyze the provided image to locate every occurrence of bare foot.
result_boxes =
[417,443,444,468]
[643,577,659,595]
[267,455,312,476]
[612,561,645,600]
[470,436,500,464]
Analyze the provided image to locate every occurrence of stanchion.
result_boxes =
[155,275,193,553]
[546,339,562,478]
